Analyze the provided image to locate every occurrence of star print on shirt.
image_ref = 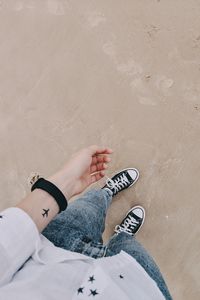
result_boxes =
[119,274,124,279]
[88,275,95,283]
[77,287,84,294]
[89,289,98,296]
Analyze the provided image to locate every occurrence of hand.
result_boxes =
[48,145,113,200]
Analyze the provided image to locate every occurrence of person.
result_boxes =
[0,145,172,300]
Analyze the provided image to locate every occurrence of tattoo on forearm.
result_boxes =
[42,208,50,217]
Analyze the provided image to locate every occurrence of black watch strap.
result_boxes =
[31,178,68,213]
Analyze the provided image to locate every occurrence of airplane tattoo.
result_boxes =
[42,209,50,218]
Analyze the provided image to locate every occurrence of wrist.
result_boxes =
[47,170,75,200]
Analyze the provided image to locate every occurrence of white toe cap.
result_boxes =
[127,169,139,181]
[133,207,144,218]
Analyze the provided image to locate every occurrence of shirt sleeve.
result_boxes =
[0,207,40,286]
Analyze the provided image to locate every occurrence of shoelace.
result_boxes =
[106,173,130,195]
[115,214,140,235]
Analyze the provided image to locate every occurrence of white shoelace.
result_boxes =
[106,173,130,195]
[115,214,139,235]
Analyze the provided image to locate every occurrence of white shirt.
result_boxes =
[0,207,165,300]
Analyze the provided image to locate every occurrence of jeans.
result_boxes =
[42,189,172,300]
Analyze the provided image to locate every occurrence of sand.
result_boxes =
[0,1,200,299]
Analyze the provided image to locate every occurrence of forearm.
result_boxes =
[15,146,112,233]
[16,172,74,233]
[0,146,111,283]
[16,189,60,233]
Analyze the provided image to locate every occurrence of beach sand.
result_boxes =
[0,1,200,299]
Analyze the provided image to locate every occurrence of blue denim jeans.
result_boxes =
[42,189,172,300]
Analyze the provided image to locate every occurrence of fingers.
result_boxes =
[91,154,111,165]
[89,145,113,175]
[90,171,105,183]
[88,145,113,156]
[90,162,108,173]
[95,147,113,155]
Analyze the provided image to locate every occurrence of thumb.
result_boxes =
[90,171,105,184]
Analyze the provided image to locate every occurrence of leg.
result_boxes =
[42,167,139,254]
[42,188,112,250]
[105,232,172,300]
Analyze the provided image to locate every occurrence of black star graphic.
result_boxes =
[88,275,95,283]
[89,289,98,296]
[119,274,124,279]
[0,215,3,219]
[77,287,84,294]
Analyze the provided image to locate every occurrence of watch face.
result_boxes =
[27,172,41,188]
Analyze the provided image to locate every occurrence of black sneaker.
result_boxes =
[102,168,139,196]
[114,206,145,236]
